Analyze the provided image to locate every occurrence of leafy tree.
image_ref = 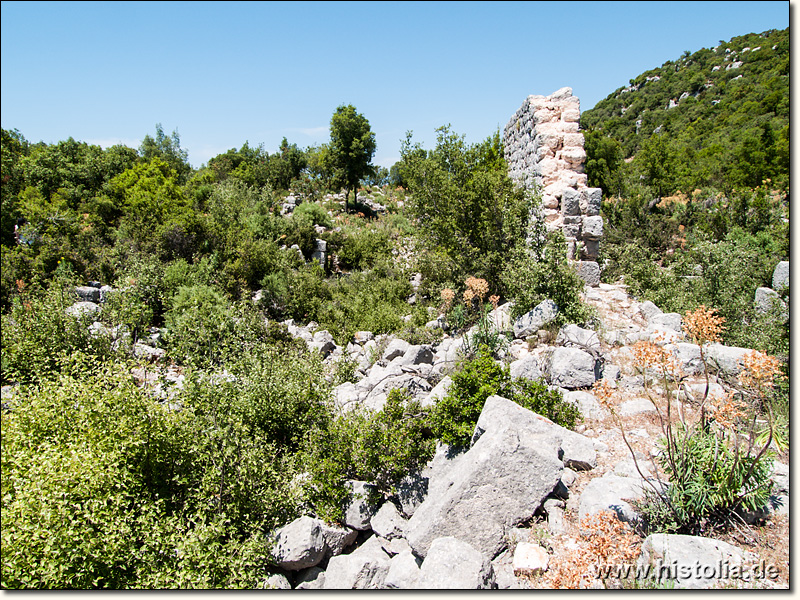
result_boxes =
[139,124,192,184]
[1,129,30,246]
[327,105,376,211]
[400,126,530,294]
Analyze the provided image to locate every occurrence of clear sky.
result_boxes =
[1,1,790,169]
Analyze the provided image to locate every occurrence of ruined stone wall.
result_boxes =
[503,87,603,271]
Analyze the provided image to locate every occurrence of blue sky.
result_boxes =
[1,1,790,169]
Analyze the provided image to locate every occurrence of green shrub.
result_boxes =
[301,390,436,522]
[636,426,773,535]
[502,231,593,326]
[1,282,110,384]
[429,348,579,448]
[1,355,302,588]
[292,201,331,229]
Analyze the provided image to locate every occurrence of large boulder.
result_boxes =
[513,299,559,339]
[75,285,101,303]
[637,534,757,589]
[271,516,327,570]
[415,537,495,589]
[405,396,565,559]
[509,355,543,381]
[344,480,378,531]
[545,346,597,389]
[323,543,390,589]
[369,502,407,540]
[384,550,422,589]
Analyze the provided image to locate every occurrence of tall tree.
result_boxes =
[327,105,376,212]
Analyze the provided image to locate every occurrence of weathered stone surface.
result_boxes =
[370,502,406,540]
[650,312,682,332]
[75,285,101,303]
[575,260,601,286]
[557,323,601,352]
[392,344,434,366]
[754,286,788,320]
[383,550,422,589]
[772,261,789,292]
[704,343,752,376]
[265,573,292,589]
[422,375,452,408]
[66,301,101,317]
[395,471,429,518]
[509,355,543,381]
[670,342,704,375]
[406,396,563,559]
[271,516,326,571]
[564,390,607,420]
[638,300,663,322]
[619,397,657,417]
[580,187,602,216]
[637,534,756,589]
[578,473,649,524]
[513,299,559,339]
[545,346,597,389]
[416,537,495,589]
[320,522,358,558]
[382,339,410,362]
[582,215,603,239]
[294,566,326,589]
[323,551,390,589]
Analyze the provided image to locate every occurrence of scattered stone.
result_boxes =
[369,502,406,540]
[345,481,378,531]
[512,542,549,576]
[66,301,101,317]
[772,261,789,292]
[294,566,326,589]
[383,550,422,589]
[545,346,597,389]
[406,396,564,559]
[578,473,649,525]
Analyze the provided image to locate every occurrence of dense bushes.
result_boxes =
[1,355,300,588]
[429,349,580,448]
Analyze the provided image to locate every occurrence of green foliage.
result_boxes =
[636,426,773,535]
[582,28,789,197]
[302,390,436,521]
[502,231,593,326]
[139,124,192,185]
[1,354,304,588]
[292,201,332,229]
[401,127,531,294]
[1,282,111,384]
[429,349,579,448]
[327,105,377,211]
[163,286,274,368]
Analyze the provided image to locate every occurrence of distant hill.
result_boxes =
[580,28,789,197]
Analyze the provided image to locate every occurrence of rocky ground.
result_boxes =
[38,272,789,590]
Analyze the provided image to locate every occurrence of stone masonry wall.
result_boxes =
[503,87,603,269]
